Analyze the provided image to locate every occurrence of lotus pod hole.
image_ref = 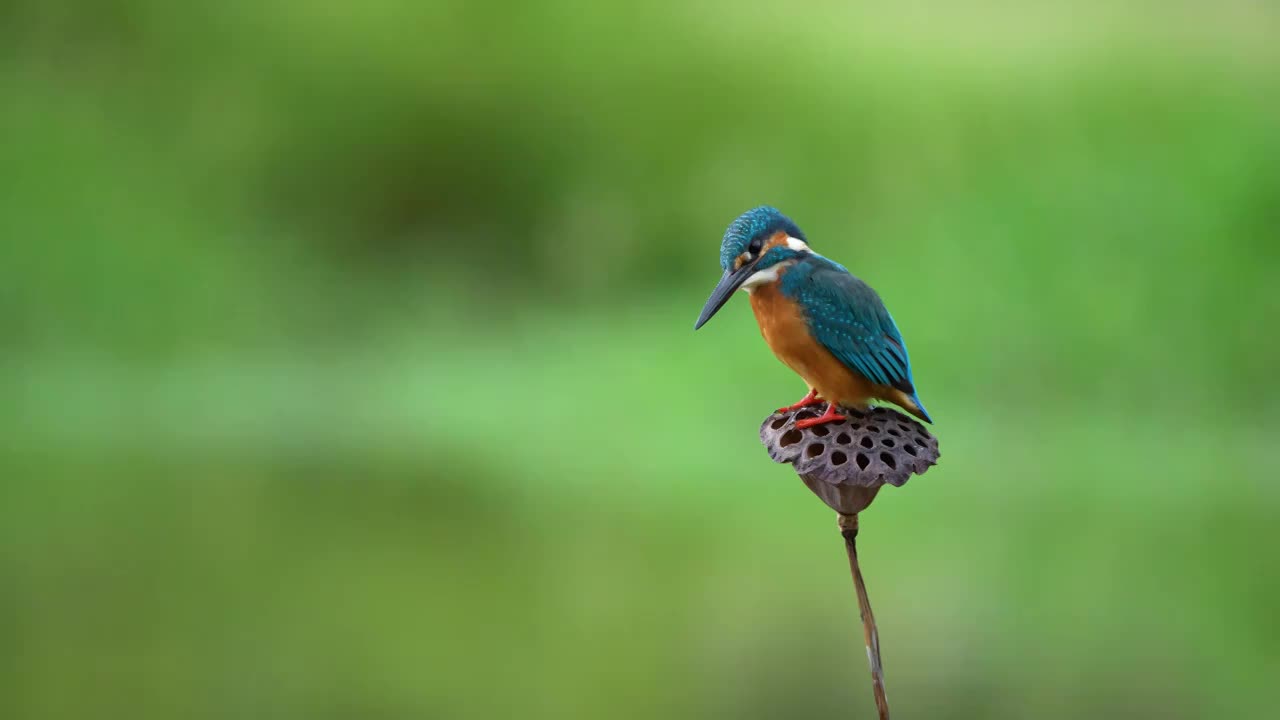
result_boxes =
[759,406,941,514]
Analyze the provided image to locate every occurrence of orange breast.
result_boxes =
[749,281,877,409]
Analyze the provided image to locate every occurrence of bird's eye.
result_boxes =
[748,237,764,255]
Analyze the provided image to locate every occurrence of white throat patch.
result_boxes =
[741,259,797,293]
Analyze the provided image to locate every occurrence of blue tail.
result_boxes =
[906,393,933,424]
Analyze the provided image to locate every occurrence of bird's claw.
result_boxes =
[794,405,847,429]
[778,389,823,414]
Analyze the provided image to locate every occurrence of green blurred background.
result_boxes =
[3,2,1278,718]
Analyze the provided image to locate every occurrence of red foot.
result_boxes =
[778,388,823,414]
[795,403,847,430]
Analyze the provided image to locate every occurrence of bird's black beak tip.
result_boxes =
[694,265,751,332]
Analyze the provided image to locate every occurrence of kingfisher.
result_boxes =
[694,206,933,430]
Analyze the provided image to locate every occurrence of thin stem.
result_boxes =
[839,513,890,720]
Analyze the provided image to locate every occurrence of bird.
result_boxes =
[694,206,932,430]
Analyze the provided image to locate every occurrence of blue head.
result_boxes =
[694,206,811,329]
[717,206,806,269]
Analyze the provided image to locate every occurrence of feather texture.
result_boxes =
[779,254,932,421]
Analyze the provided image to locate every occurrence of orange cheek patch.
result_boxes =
[762,231,791,253]
[736,231,792,270]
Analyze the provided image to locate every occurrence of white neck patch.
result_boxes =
[785,236,810,252]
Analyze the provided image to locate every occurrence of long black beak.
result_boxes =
[694,261,757,330]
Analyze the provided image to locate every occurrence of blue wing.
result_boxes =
[784,256,920,397]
